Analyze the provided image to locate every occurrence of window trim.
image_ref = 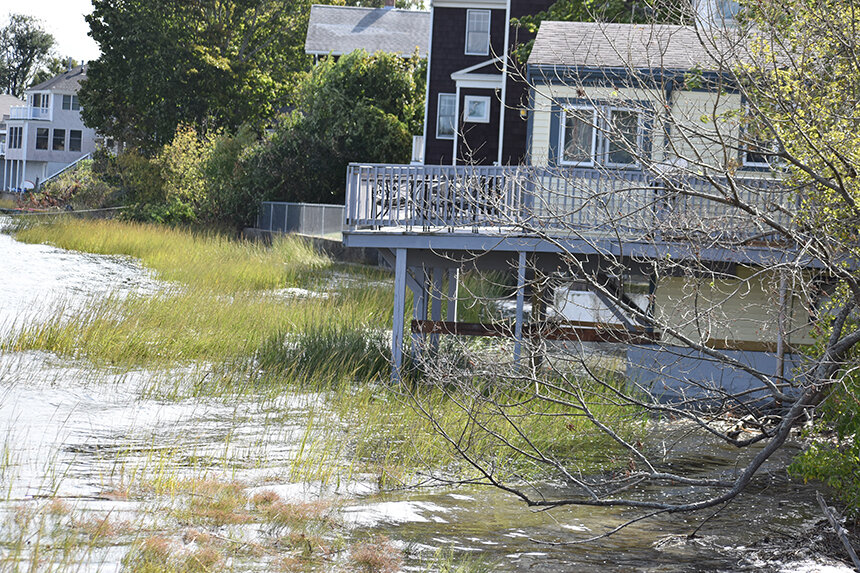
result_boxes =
[558,105,598,167]
[36,128,49,150]
[69,129,83,152]
[558,104,646,168]
[740,104,776,169]
[604,107,645,168]
[436,93,456,140]
[52,128,66,152]
[463,95,491,123]
[464,9,491,56]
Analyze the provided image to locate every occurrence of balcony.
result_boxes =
[344,163,791,244]
[10,106,52,121]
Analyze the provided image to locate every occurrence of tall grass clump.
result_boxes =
[11,217,330,292]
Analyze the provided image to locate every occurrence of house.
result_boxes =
[2,65,97,191]
[342,0,806,399]
[304,4,430,62]
[0,93,25,191]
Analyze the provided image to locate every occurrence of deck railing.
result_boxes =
[10,106,52,121]
[345,163,791,241]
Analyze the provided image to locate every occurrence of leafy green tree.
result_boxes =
[244,50,424,204]
[0,14,54,96]
[511,0,683,62]
[80,0,312,153]
[31,56,79,87]
[735,0,860,518]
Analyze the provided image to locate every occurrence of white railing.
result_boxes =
[0,142,5,156]
[39,153,92,188]
[10,106,52,121]
[344,163,791,241]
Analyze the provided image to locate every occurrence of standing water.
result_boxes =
[0,222,853,572]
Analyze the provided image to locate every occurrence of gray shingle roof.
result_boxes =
[528,22,722,70]
[28,65,87,92]
[305,5,429,57]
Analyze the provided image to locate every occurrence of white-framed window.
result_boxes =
[561,106,598,166]
[62,95,80,111]
[69,130,82,152]
[437,93,456,139]
[8,127,22,149]
[465,9,490,56]
[30,93,49,109]
[560,105,645,167]
[53,129,65,151]
[464,95,491,123]
[36,128,49,150]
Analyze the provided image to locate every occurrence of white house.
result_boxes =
[2,65,97,191]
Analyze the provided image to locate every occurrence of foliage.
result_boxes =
[737,0,860,516]
[199,124,259,228]
[243,50,423,204]
[31,56,78,87]
[20,160,120,211]
[80,0,311,152]
[0,14,54,96]
[511,0,683,62]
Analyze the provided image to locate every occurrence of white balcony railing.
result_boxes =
[345,163,791,242]
[10,106,52,121]
[0,142,5,156]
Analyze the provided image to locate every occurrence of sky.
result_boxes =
[0,0,100,63]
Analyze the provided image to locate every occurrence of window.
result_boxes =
[741,108,776,168]
[560,105,645,167]
[465,10,490,56]
[437,93,456,139]
[562,107,597,165]
[464,95,490,123]
[31,93,49,109]
[36,128,49,150]
[606,108,641,166]
[53,129,66,151]
[69,130,82,152]
[62,95,80,111]
[8,127,22,149]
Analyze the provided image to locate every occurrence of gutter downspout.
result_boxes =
[497,0,511,165]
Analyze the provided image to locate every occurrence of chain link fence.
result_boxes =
[257,202,344,238]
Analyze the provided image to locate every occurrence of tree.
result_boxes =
[387,0,860,541]
[244,50,424,204]
[0,14,54,97]
[80,0,312,153]
[31,56,79,87]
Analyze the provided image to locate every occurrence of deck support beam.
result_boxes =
[392,248,407,383]
[514,251,526,365]
[447,268,459,321]
[412,265,428,363]
[430,267,444,353]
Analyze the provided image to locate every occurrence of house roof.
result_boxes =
[528,22,724,70]
[27,65,88,93]
[305,5,430,57]
[0,94,24,121]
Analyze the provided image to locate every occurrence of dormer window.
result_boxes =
[30,93,49,109]
[465,10,490,56]
[62,95,80,111]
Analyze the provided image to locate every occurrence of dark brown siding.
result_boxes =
[501,0,555,164]
[457,88,502,164]
[424,6,506,164]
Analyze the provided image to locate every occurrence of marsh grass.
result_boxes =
[11,216,330,292]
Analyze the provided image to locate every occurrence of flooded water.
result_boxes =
[0,225,853,572]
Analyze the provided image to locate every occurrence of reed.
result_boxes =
[11,216,330,292]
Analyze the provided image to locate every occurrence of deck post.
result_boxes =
[412,265,428,363]
[430,267,444,353]
[392,248,408,383]
[776,271,787,380]
[514,251,526,365]
[447,267,459,321]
